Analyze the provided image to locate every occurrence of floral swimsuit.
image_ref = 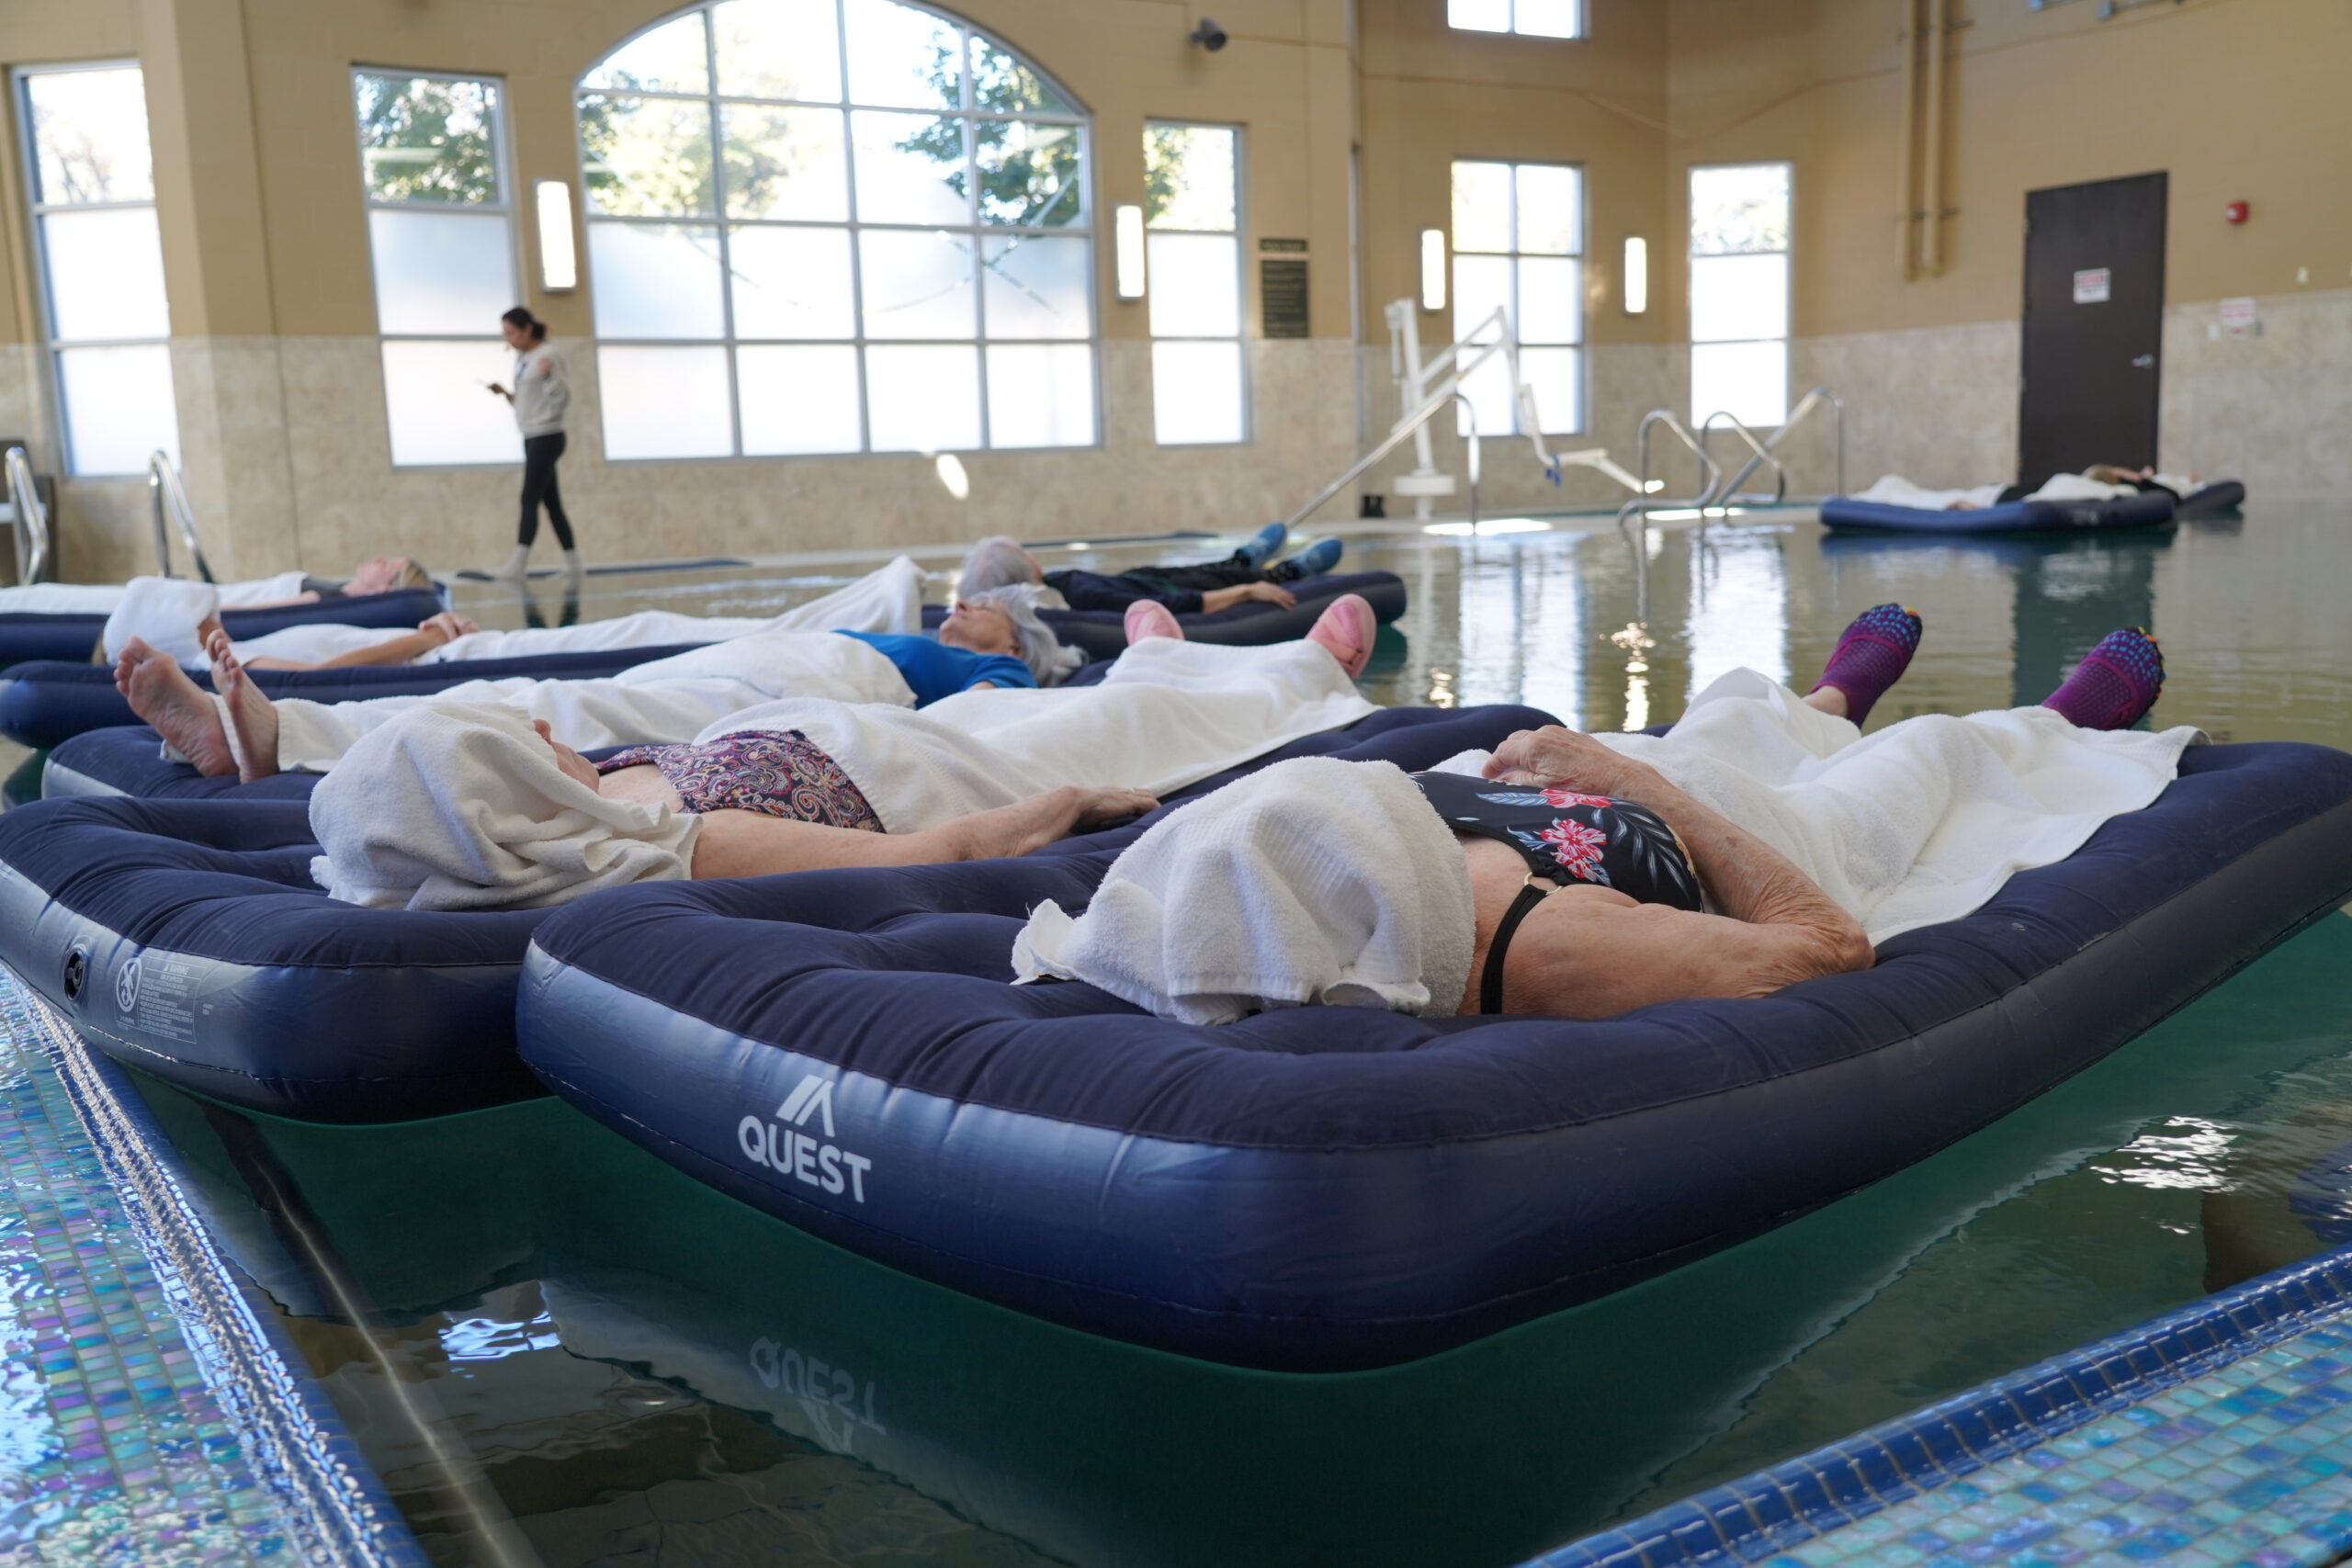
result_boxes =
[596,730,885,833]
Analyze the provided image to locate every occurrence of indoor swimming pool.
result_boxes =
[3,499,2349,1567]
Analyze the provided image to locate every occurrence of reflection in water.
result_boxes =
[1685,525,1790,699]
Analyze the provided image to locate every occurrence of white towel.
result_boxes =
[0,570,310,618]
[101,577,224,663]
[308,701,699,911]
[1851,471,2142,511]
[1012,757,1476,1025]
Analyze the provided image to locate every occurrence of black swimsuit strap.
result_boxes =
[1481,880,1555,1015]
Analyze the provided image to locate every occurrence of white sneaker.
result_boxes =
[489,545,532,582]
[561,547,584,579]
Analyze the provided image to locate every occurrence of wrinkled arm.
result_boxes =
[687,785,1158,879]
[1496,896,1873,1019]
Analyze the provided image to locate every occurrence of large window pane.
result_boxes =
[367,209,516,336]
[587,223,726,339]
[1151,341,1243,445]
[859,229,976,338]
[43,209,170,340]
[722,105,848,221]
[713,0,842,101]
[976,121,1081,227]
[1143,125,1237,231]
[850,111,968,224]
[1146,232,1238,337]
[842,0,965,109]
[1514,0,1584,37]
[582,13,711,94]
[1514,164,1580,255]
[1521,346,1582,434]
[1690,340,1789,428]
[599,345,734,458]
[379,340,523,466]
[1690,253,1789,344]
[865,344,979,450]
[1515,255,1581,344]
[981,235,1089,339]
[1690,164,1791,255]
[729,226,855,339]
[1451,253,1511,341]
[1447,0,1511,31]
[354,75,499,204]
[738,344,864,454]
[968,35,1073,115]
[987,344,1093,447]
[25,69,153,204]
[581,96,717,217]
[1451,162,1512,254]
[58,344,179,475]
[1455,349,1515,440]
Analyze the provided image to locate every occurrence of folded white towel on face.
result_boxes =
[308,700,698,911]
[1852,475,2011,510]
[101,576,223,663]
[1012,756,1476,1026]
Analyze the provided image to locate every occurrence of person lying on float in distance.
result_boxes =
[0,555,432,620]
[955,524,1345,616]
[1852,466,2201,512]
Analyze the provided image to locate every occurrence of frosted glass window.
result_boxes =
[367,210,518,336]
[1521,347,1583,435]
[1454,350,1516,443]
[729,226,855,339]
[588,223,726,339]
[1452,254,1511,342]
[20,64,178,476]
[1146,233,1240,338]
[982,236,1090,340]
[1448,157,1585,434]
[1688,162,1790,426]
[379,341,525,466]
[578,0,1093,457]
[1451,163,1512,254]
[1516,256,1582,344]
[738,344,865,454]
[1448,0,1584,36]
[986,344,1093,447]
[58,345,178,476]
[43,209,171,341]
[865,344,979,451]
[1515,164,1581,255]
[1152,342,1245,446]
[1447,0,1511,30]
[599,345,735,458]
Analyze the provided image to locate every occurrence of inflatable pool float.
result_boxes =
[0,585,447,668]
[1820,489,2176,536]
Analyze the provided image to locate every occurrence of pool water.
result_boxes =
[16,502,2352,1566]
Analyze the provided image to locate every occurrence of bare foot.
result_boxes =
[1802,685,1849,717]
[1305,592,1376,679]
[1123,600,1183,646]
[115,637,236,776]
[204,626,279,783]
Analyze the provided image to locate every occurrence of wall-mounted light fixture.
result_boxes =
[1114,204,1147,299]
[1419,228,1447,312]
[535,179,578,292]
[1622,235,1648,314]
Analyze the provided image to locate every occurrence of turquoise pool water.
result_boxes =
[9,501,2352,1565]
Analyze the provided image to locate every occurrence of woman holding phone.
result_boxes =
[486,306,579,581]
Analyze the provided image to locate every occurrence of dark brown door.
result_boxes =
[2018,172,2166,488]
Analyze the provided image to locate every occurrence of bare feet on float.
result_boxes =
[1123,600,1184,645]
[113,637,238,777]
[201,626,280,782]
[1305,592,1376,679]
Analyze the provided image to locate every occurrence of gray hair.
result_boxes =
[959,582,1083,685]
[956,535,1036,602]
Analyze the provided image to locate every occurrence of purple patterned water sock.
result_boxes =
[2042,627,2166,730]
[1811,604,1924,725]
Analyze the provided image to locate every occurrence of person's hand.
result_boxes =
[485,381,508,397]
[417,611,477,646]
[1483,727,1662,800]
[1240,581,1296,608]
[1066,785,1159,829]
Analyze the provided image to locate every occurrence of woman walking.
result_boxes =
[487,306,579,581]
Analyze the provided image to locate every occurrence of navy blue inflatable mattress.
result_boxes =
[1,640,707,751]
[0,705,1547,1122]
[922,570,1406,661]
[1820,489,2176,535]
[2178,479,2246,516]
[517,740,2352,1371]
[0,585,447,669]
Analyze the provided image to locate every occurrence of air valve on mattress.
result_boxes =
[923,570,1408,661]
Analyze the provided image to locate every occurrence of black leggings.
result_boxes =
[519,432,575,549]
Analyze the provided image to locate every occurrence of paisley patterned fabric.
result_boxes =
[597,730,884,833]
[1411,769,1702,911]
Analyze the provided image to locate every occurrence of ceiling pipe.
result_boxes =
[1894,0,1921,282]
[1922,0,1951,275]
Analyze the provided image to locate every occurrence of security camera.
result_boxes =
[1189,17,1228,51]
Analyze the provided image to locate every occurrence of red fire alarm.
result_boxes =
[2224,200,2249,224]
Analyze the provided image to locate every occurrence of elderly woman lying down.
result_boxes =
[292,597,1383,909]
[1012,608,2199,1021]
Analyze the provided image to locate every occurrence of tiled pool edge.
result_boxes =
[1537,1246,2352,1568]
[4,964,429,1568]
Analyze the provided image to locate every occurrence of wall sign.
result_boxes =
[2072,267,2111,304]
[2220,296,2258,338]
[1259,237,1308,253]
[1261,258,1309,338]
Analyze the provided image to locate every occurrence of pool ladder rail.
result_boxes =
[149,447,217,583]
[4,444,48,585]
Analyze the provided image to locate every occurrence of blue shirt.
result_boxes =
[837,632,1034,706]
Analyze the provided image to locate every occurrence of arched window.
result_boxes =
[577,0,1094,461]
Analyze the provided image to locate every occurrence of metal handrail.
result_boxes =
[1699,411,1787,507]
[1713,386,1848,502]
[147,451,215,582]
[1620,409,1720,534]
[1278,332,1519,531]
[5,446,48,585]
[1453,391,1480,531]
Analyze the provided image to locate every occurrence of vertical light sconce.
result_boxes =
[1419,229,1447,312]
[1114,204,1147,299]
[535,180,578,292]
[1623,236,1648,314]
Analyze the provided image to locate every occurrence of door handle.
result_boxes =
[2132,355,2155,368]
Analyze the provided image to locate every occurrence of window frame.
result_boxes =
[1142,117,1249,448]
[1447,154,1587,437]
[1685,158,1792,431]
[12,58,179,479]
[1445,0,1588,40]
[349,65,526,470]
[575,0,1102,462]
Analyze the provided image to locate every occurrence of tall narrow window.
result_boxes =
[354,73,523,467]
[576,0,1094,461]
[15,64,178,477]
[1689,162,1790,428]
[1446,0,1584,39]
[1449,159,1583,436]
[1145,122,1244,446]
